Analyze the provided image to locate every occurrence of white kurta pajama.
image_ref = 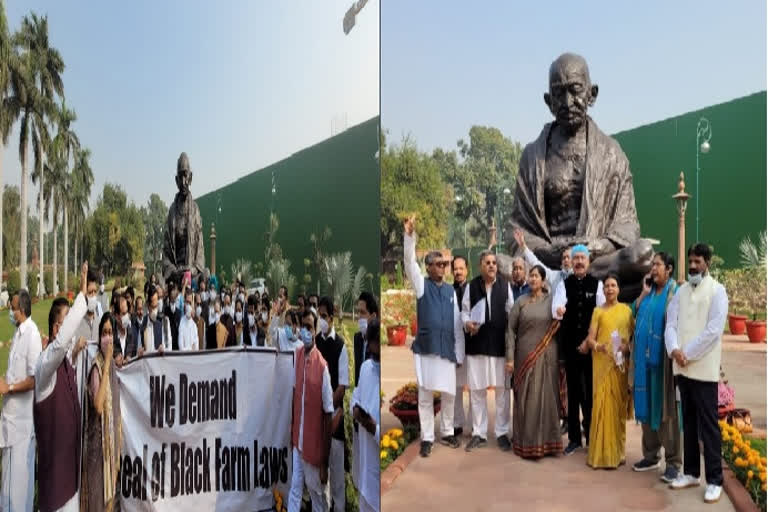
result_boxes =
[404,233,465,443]
[461,280,515,440]
[350,359,380,512]
[1,316,43,512]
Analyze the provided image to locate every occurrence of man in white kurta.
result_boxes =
[461,251,515,452]
[178,292,200,351]
[350,319,380,512]
[0,290,42,511]
[403,216,465,457]
[665,243,728,504]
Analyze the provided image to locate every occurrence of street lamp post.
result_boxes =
[695,117,712,242]
[496,187,511,253]
[673,172,691,284]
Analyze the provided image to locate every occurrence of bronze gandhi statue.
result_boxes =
[500,53,653,300]
[162,152,205,287]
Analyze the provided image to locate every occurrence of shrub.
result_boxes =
[6,269,20,295]
[721,420,767,511]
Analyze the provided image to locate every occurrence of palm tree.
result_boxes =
[51,100,78,292]
[15,12,64,296]
[0,0,23,291]
[43,138,67,294]
[70,147,92,273]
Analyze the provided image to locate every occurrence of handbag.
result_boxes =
[727,408,753,434]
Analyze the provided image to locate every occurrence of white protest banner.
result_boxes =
[116,348,294,511]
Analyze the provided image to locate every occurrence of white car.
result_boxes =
[247,278,268,298]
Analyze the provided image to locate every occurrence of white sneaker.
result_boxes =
[704,484,722,503]
[669,474,701,490]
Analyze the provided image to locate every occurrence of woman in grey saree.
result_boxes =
[505,265,562,458]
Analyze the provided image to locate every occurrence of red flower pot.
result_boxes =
[387,325,407,346]
[389,402,441,430]
[728,314,748,335]
[410,317,417,336]
[745,320,766,343]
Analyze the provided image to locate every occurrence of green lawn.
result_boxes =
[0,298,55,378]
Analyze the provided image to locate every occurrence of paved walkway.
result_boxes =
[381,335,765,512]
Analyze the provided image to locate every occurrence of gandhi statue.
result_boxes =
[501,53,653,300]
[162,152,205,287]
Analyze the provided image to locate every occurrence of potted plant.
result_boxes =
[388,382,440,430]
[722,269,748,335]
[738,233,767,343]
[738,264,767,343]
[410,314,418,336]
[382,290,416,346]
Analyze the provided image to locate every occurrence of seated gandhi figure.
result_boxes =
[499,53,653,301]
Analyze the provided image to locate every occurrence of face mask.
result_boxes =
[121,314,131,330]
[318,318,329,336]
[185,304,193,318]
[248,314,255,327]
[284,325,295,340]
[688,272,703,287]
[196,306,202,317]
[149,308,158,322]
[358,317,368,335]
[235,311,243,323]
[100,334,112,353]
[210,291,217,300]
[171,303,176,314]
[158,299,164,311]
[201,291,208,302]
[87,296,98,313]
[9,309,16,327]
[261,312,268,323]
[215,312,221,323]
[99,284,105,294]
[300,327,314,348]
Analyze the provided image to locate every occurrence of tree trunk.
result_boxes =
[53,212,58,295]
[74,227,78,277]
[0,143,4,291]
[20,149,27,291]
[63,203,68,292]
[38,169,45,297]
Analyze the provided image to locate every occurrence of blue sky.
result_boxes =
[2,0,379,214]
[382,0,766,152]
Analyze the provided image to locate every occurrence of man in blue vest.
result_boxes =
[403,216,465,458]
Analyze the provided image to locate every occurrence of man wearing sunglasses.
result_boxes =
[403,215,465,458]
[461,251,515,453]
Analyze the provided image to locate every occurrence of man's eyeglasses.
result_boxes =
[430,261,449,268]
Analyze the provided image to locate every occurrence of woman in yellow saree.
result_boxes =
[578,274,634,469]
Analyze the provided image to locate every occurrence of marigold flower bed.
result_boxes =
[721,420,767,511]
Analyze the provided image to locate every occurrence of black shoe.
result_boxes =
[632,459,661,472]
[465,435,487,452]
[440,435,461,449]
[454,427,464,437]
[419,441,432,458]
[563,441,582,456]
[497,435,512,452]
[660,465,679,483]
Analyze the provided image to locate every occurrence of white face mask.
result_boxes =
[201,291,208,301]
[121,314,131,330]
[87,296,98,313]
[318,317,329,336]
[688,272,704,287]
[235,311,243,323]
[185,304,193,318]
[149,308,158,322]
[99,284,105,294]
[171,302,176,313]
[261,312,268,323]
[158,299,164,311]
[248,313,255,327]
[358,317,368,335]
[196,306,202,317]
